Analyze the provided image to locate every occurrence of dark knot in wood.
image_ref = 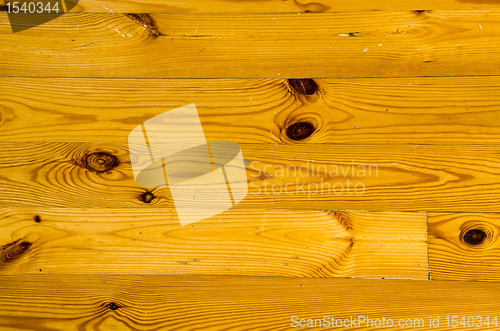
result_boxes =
[81,152,119,173]
[288,79,318,95]
[286,122,315,140]
[109,302,119,310]
[462,229,486,245]
[141,191,155,203]
[1,240,32,262]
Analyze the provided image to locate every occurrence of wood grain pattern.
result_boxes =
[5,76,500,144]
[1,10,500,78]
[3,0,500,326]
[0,208,427,277]
[1,142,500,212]
[429,212,500,281]
[0,275,499,330]
[49,0,500,14]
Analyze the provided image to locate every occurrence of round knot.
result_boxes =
[462,229,487,246]
[286,122,315,141]
[82,152,119,173]
[141,191,155,203]
[459,221,495,249]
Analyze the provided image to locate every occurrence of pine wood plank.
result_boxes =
[52,0,500,14]
[429,212,500,282]
[0,208,427,277]
[0,275,499,330]
[4,76,500,144]
[1,10,500,78]
[1,142,500,212]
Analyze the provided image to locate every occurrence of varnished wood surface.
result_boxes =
[1,142,500,212]
[52,0,500,13]
[4,77,500,144]
[0,208,427,277]
[1,10,500,78]
[0,275,499,331]
[2,0,500,328]
[429,212,500,281]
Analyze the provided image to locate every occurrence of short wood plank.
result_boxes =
[0,275,499,330]
[1,10,500,78]
[0,208,427,277]
[429,212,500,281]
[43,0,500,14]
[1,142,500,212]
[4,77,500,144]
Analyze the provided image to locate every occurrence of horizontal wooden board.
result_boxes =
[23,0,500,14]
[0,208,427,277]
[0,275,499,330]
[1,142,500,212]
[4,76,500,144]
[1,10,500,78]
[429,212,500,281]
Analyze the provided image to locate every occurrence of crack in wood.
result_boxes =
[124,13,162,39]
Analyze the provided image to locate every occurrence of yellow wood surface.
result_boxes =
[1,275,500,331]
[429,212,500,281]
[4,76,500,144]
[1,142,500,212]
[0,209,427,277]
[2,1,500,329]
[1,10,500,78]
[60,0,500,13]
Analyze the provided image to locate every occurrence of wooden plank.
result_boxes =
[1,142,500,212]
[39,0,500,14]
[0,208,427,277]
[0,275,499,330]
[4,76,500,144]
[1,10,500,78]
[429,212,500,282]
